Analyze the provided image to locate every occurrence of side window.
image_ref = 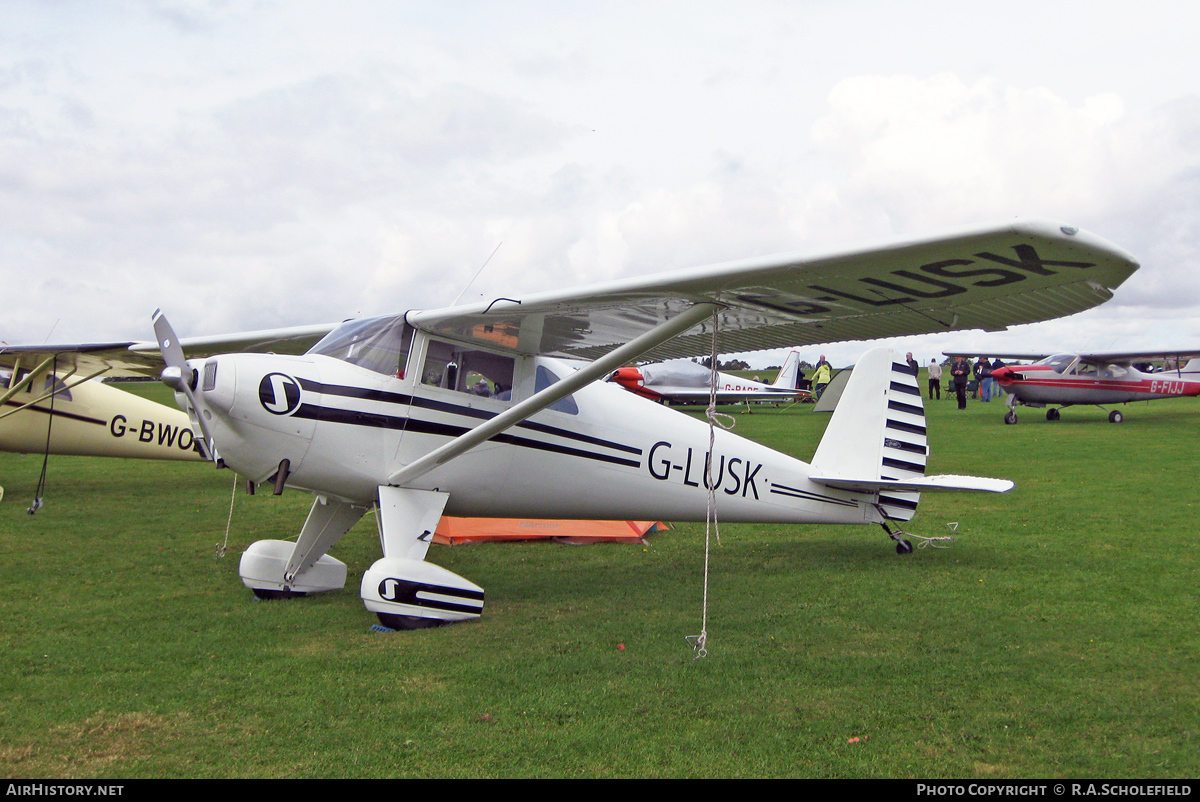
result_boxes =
[535,365,579,415]
[43,375,73,402]
[422,339,515,401]
[1102,364,1128,379]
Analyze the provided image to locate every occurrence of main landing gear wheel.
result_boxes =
[1046,408,1060,421]
[1004,411,1018,425]
[895,539,914,555]
[1109,410,1124,423]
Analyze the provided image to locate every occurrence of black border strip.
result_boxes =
[887,399,924,416]
[882,456,926,474]
[883,438,927,455]
[295,403,641,468]
[2,401,106,426]
[296,378,642,456]
[879,494,919,510]
[769,482,860,508]
[886,418,927,435]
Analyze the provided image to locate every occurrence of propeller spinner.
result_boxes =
[153,309,217,462]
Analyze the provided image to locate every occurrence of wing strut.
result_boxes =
[0,366,110,423]
[0,355,57,409]
[388,302,721,486]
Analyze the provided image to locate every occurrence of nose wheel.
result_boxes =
[1004,411,1018,425]
[1046,408,1060,421]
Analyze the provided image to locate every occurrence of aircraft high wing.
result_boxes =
[0,322,339,378]
[0,218,1140,629]
[943,348,1200,424]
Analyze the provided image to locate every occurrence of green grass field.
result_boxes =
[1,381,1196,778]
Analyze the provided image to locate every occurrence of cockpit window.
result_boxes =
[422,339,515,401]
[307,315,412,376]
[1035,354,1078,375]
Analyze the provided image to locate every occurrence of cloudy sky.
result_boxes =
[3,0,1199,367]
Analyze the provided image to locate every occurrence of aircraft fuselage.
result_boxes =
[193,349,881,526]
[993,362,1200,406]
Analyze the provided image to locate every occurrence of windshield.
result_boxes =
[1034,354,1078,375]
[307,314,411,376]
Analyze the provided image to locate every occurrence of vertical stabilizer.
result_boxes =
[771,349,802,390]
[810,349,927,521]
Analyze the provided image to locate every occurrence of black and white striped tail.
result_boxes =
[879,361,927,521]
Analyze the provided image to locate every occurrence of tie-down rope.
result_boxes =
[686,310,736,660]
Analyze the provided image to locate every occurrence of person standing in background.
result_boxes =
[974,356,992,402]
[927,358,942,400]
[952,356,971,410]
[990,356,1005,399]
[813,355,832,399]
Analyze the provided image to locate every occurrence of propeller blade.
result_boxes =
[152,309,217,462]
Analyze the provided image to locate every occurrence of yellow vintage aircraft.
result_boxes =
[0,370,204,460]
[0,323,333,461]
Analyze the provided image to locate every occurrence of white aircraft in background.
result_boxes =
[0,219,1139,629]
[608,349,809,403]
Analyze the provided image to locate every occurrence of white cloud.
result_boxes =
[2,3,1199,368]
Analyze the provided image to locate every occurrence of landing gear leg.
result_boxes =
[361,487,484,629]
[240,495,366,598]
[881,522,914,555]
[1004,394,1019,425]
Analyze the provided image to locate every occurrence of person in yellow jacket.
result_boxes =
[812,356,832,399]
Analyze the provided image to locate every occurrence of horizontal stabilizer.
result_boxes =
[810,474,1014,494]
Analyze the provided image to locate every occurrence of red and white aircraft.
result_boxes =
[972,351,1200,424]
[1,219,1139,629]
[608,349,808,404]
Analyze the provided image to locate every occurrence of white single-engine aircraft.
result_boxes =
[953,350,1200,424]
[608,349,807,403]
[0,220,1139,629]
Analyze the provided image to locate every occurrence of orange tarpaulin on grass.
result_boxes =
[434,518,670,546]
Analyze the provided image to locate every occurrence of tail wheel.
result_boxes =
[1004,411,1018,425]
[1109,410,1124,423]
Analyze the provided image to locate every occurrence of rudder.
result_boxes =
[809,349,927,521]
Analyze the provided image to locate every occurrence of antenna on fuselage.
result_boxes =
[451,241,503,306]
